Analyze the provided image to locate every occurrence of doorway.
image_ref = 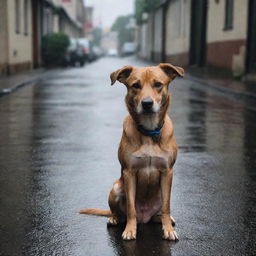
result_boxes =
[189,0,208,66]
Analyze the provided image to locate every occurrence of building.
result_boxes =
[164,0,191,67]
[137,0,256,76]
[0,0,9,75]
[84,7,94,39]
[101,31,118,53]
[0,0,34,75]
[53,0,85,37]
[206,0,248,73]
[0,0,86,77]
[137,13,154,61]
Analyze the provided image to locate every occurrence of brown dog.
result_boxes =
[80,63,184,240]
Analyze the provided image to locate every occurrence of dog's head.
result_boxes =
[110,63,184,116]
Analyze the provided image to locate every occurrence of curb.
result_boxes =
[0,79,36,96]
[185,74,256,103]
[0,75,44,97]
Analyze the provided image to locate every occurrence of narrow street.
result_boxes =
[0,57,255,256]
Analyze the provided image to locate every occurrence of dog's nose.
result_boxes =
[142,97,153,110]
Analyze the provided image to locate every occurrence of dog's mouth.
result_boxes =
[141,109,156,115]
[137,106,160,115]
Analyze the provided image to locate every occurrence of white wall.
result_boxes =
[207,0,248,43]
[7,0,33,65]
[165,0,191,56]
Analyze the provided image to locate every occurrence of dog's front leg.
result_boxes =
[161,168,178,241]
[122,169,137,240]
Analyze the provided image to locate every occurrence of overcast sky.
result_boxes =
[85,0,134,29]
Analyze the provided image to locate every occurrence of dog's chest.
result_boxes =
[130,144,169,170]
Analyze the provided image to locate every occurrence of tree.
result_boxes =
[111,15,134,49]
[41,32,70,67]
[135,0,162,24]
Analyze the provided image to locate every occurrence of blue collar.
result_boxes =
[137,121,164,137]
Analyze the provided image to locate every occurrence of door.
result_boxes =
[247,0,256,73]
[189,0,208,66]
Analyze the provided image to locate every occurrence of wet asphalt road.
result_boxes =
[0,57,256,256]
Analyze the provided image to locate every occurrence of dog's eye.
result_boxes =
[154,82,162,88]
[132,83,141,89]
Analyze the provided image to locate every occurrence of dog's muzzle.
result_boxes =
[141,97,154,113]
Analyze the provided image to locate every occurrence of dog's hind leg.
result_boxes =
[107,179,125,226]
[150,214,176,226]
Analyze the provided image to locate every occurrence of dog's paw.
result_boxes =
[107,216,119,226]
[122,229,136,240]
[162,227,178,241]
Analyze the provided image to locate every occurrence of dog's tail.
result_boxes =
[79,208,112,217]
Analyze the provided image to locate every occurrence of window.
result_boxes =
[24,0,28,35]
[15,0,20,33]
[224,0,234,30]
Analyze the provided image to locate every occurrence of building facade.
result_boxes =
[53,0,85,37]
[137,0,256,76]
[206,0,248,73]
[0,0,86,77]
[165,0,191,66]
[101,31,118,52]
[84,7,93,39]
[0,0,34,75]
[0,0,9,75]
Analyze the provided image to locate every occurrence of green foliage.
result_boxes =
[111,15,131,32]
[135,0,147,23]
[92,27,102,46]
[111,15,134,48]
[42,32,70,67]
[135,0,162,23]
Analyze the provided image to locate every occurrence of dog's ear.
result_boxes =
[110,66,133,85]
[159,63,184,79]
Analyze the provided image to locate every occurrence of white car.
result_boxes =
[107,48,118,57]
[121,42,137,56]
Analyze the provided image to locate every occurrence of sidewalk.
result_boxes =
[0,69,46,96]
[186,67,256,103]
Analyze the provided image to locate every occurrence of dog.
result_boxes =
[80,63,184,241]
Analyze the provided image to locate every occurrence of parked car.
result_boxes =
[78,38,95,62]
[107,48,118,57]
[121,42,137,56]
[66,37,85,66]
